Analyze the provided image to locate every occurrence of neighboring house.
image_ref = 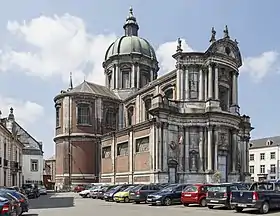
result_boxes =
[43,156,56,189]
[0,109,24,187]
[53,7,252,187]
[2,108,44,185]
[249,136,280,182]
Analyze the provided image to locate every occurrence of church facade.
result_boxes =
[54,8,253,188]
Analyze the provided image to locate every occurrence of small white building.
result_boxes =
[249,136,280,182]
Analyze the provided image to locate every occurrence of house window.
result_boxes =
[189,70,199,99]
[56,106,60,127]
[165,88,173,99]
[77,103,90,125]
[122,71,130,88]
[31,160,38,172]
[270,164,276,174]
[136,137,149,153]
[260,153,265,160]
[249,154,254,161]
[260,165,265,174]
[249,165,254,174]
[117,142,128,156]
[270,152,276,159]
[141,73,150,87]
[102,146,111,159]
[144,99,152,120]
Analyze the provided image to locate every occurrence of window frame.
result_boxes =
[30,159,38,172]
[270,164,276,174]
[249,165,254,174]
[189,70,199,100]
[260,153,265,160]
[249,154,254,161]
[270,152,276,160]
[260,165,265,174]
[55,105,61,127]
[77,103,91,125]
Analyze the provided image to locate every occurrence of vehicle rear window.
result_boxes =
[250,182,273,191]
[207,186,227,192]
[183,185,198,192]
[123,185,136,192]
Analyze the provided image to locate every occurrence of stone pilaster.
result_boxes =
[131,64,135,88]
[136,64,140,88]
[214,66,219,100]
[115,64,119,89]
[184,127,189,171]
[204,68,208,100]
[176,64,183,100]
[129,130,134,183]
[208,64,213,99]
[231,130,238,173]
[162,122,169,172]
[207,126,213,171]
[198,127,204,171]
[199,68,204,101]
[214,130,218,171]
[184,67,189,100]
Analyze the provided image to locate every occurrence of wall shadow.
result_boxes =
[29,194,74,209]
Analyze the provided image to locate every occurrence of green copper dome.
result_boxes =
[105,36,156,60]
[104,7,157,61]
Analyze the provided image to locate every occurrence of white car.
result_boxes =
[79,186,97,198]
[39,186,47,195]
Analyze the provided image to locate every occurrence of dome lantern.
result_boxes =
[123,7,139,36]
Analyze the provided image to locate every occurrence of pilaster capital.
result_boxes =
[163,122,169,129]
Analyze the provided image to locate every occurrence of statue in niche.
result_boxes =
[189,132,199,150]
[168,141,179,160]
[189,150,198,171]
[218,131,228,150]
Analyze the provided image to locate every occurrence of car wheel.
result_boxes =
[183,203,189,207]
[235,207,243,213]
[200,198,207,207]
[163,197,172,206]
[260,202,269,214]
[124,197,129,203]
[207,205,214,209]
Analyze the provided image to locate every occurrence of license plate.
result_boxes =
[130,193,135,195]
[210,200,219,203]
[238,204,247,207]
[147,198,152,201]
[185,194,191,197]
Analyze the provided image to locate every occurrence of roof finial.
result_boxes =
[69,72,73,90]
[176,38,183,52]
[8,107,14,120]
[209,27,216,43]
[129,6,133,17]
[223,25,230,39]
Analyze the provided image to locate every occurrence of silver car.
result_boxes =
[39,186,47,195]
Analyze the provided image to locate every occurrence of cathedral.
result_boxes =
[54,8,253,188]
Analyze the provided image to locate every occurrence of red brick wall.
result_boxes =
[101,158,113,173]
[71,140,96,175]
[134,152,150,171]
[55,142,64,175]
[115,156,129,173]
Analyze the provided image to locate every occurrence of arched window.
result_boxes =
[127,107,134,126]
[144,98,152,120]
[165,88,173,99]
[219,86,229,111]
[77,103,91,125]
[105,108,116,128]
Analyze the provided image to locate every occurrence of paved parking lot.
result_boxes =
[27,192,280,216]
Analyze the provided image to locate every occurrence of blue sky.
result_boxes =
[0,0,279,158]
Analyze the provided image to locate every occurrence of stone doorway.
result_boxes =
[168,159,178,183]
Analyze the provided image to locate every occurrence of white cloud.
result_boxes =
[156,39,194,74]
[241,51,280,82]
[0,96,44,126]
[0,14,117,86]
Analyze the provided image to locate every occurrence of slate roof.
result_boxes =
[250,136,280,149]
[70,81,119,99]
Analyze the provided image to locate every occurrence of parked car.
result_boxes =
[2,189,29,215]
[104,185,133,202]
[206,183,247,210]
[73,185,86,193]
[22,184,40,199]
[113,185,139,203]
[181,183,211,207]
[39,186,47,195]
[96,185,117,199]
[146,184,189,206]
[0,196,17,216]
[0,191,21,216]
[129,184,164,204]
[79,186,100,198]
[231,181,280,214]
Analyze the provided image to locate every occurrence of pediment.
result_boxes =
[206,38,242,67]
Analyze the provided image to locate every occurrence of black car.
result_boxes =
[206,183,247,209]
[231,181,280,214]
[97,185,117,199]
[129,184,164,204]
[103,185,132,201]
[146,184,189,206]
[22,184,40,199]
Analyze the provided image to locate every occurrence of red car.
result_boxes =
[181,184,211,207]
[74,185,85,193]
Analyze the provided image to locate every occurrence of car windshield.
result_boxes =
[123,186,135,192]
[207,185,227,192]
[22,184,32,189]
[161,185,177,192]
[109,185,122,192]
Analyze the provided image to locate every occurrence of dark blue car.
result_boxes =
[146,184,189,206]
